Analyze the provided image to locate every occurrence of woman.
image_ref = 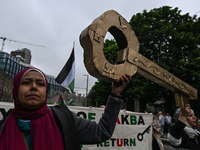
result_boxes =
[0,67,131,150]
[158,111,165,137]
[168,104,200,149]
[152,113,164,150]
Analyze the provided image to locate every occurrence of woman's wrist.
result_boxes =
[178,114,187,123]
[110,92,121,100]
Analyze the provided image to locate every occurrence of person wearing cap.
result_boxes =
[168,104,200,149]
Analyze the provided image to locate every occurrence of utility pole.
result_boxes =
[74,90,79,106]
[83,74,89,107]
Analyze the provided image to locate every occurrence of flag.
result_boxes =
[58,95,63,104]
[55,46,75,93]
[58,95,67,105]
[68,99,74,105]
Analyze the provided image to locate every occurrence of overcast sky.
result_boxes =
[1,1,200,95]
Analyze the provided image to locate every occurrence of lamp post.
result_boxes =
[83,74,89,107]
[74,90,78,105]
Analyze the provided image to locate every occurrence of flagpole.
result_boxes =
[55,41,75,94]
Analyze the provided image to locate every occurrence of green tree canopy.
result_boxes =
[129,6,200,114]
[90,6,200,115]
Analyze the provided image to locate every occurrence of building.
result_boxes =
[10,48,32,64]
[0,69,13,101]
[0,49,69,102]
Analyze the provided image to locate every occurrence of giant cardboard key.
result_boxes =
[79,10,197,110]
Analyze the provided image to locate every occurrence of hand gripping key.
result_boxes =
[137,125,151,141]
[79,10,198,109]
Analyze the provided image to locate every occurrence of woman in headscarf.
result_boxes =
[168,104,200,149]
[0,67,132,150]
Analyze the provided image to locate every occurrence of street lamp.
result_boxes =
[83,74,89,107]
[74,90,79,105]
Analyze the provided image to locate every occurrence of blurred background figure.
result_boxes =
[152,113,164,150]
[100,105,106,108]
[158,111,165,138]
[165,113,172,133]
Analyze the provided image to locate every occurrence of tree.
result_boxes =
[90,6,200,115]
[129,6,200,115]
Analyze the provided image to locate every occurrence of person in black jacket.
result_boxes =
[168,104,200,149]
[0,67,132,150]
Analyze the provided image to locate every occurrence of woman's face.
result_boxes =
[187,112,197,128]
[18,70,46,110]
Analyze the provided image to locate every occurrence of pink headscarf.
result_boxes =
[0,68,64,150]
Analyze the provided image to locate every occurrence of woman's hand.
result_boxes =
[178,104,191,123]
[111,74,132,99]
[152,123,160,133]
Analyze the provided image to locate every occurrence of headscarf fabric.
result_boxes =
[0,68,64,150]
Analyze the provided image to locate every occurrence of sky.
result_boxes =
[0,0,200,95]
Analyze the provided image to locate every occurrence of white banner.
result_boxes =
[0,102,153,150]
[68,106,153,150]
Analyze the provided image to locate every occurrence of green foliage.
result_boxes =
[91,6,200,113]
[129,6,200,109]
[92,80,112,107]
[146,106,151,112]
[86,98,92,107]
[103,39,119,64]
[129,6,200,85]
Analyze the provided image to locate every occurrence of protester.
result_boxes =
[168,104,200,149]
[100,105,106,108]
[0,67,132,150]
[163,113,166,119]
[165,113,172,133]
[89,105,105,108]
[152,113,164,150]
[163,113,167,134]
[158,111,165,137]
[165,113,171,124]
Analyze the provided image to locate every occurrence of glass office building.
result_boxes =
[0,51,24,79]
[0,51,67,101]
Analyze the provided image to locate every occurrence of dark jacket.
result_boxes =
[50,103,81,150]
[168,120,200,150]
